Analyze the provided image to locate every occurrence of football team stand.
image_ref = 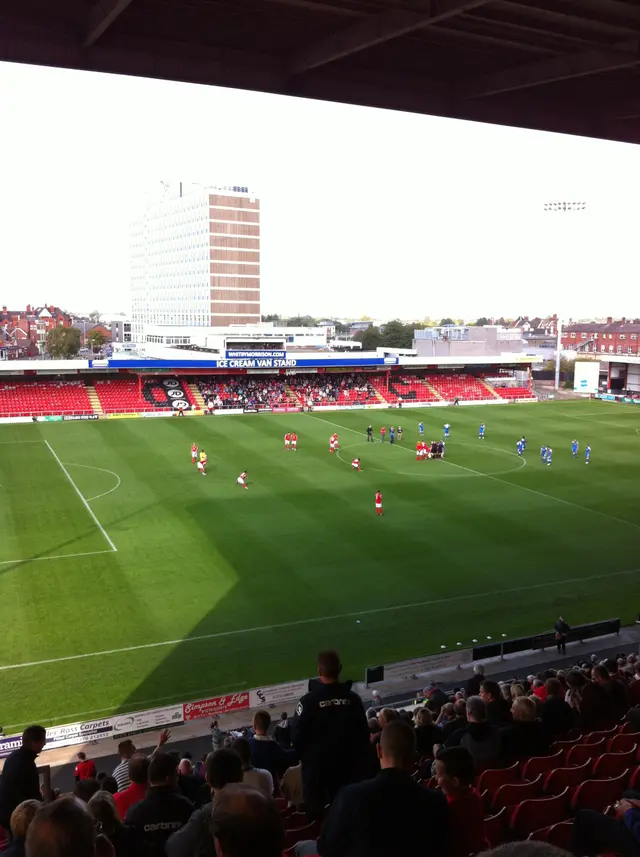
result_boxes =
[0,378,93,417]
[93,378,198,413]
[492,386,537,401]
[425,373,496,401]
[374,374,441,404]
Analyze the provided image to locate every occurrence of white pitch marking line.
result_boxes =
[44,440,117,552]
[2,566,640,673]
[306,412,640,532]
[0,440,46,444]
[63,462,122,502]
[0,549,117,568]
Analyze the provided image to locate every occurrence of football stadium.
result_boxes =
[1,348,639,737]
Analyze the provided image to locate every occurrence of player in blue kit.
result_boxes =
[540,444,547,461]
[517,439,524,456]
[520,436,527,449]
[585,444,591,464]
[571,439,579,458]
[546,447,553,466]
[443,423,450,439]
[478,423,485,440]
[418,421,424,437]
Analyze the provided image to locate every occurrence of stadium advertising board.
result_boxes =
[183,691,250,721]
[103,357,399,370]
[272,406,302,413]
[226,350,285,359]
[249,680,308,708]
[62,414,100,421]
[110,705,184,738]
[574,361,600,394]
[106,413,141,420]
[0,719,113,758]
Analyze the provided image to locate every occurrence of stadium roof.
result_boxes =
[3,0,640,145]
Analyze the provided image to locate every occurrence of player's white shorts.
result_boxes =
[284,440,290,446]
[237,477,245,485]
[192,452,197,461]
[375,503,382,510]
[352,463,359,469]
[291,441,297,448]
[197,462,204,472]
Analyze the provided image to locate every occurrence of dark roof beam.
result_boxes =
[290,0,491,74]
[495,1,640,40]
[461,38,640,98]
[84,0,134,49]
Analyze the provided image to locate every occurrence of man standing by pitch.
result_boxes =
[366,425,373,442]
[554,616,570,655]
[292,650,370,821]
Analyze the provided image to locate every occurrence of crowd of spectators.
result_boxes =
[196,377,289,410]
[289,373,378,407]
[3,647,640,857]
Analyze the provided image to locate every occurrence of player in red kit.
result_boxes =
[191,443,198,463]
[415,441,421,461]
[284,432,291,450]
[329,433,338,453]
[237,471,248,489]
[380,426,386,443]
[375,491,383,515]
[291,432,298,450]
[351,458,362,471]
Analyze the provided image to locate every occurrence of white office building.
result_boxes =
[130,183,260,342]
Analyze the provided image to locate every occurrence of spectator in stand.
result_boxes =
[274,713,291,748]
[443,697,502,772]
[541,677,575,738]
[500,697,550,763]
[554,616,570,655]
[125,753,193,857]
[368,718,382,739]
[414,708,442,758]
[88,792,136,857]
[440,699,468,742]
[3,800,40,857]
[210,721,226,751]
[177,758,205,804]
[314,720,448,857]
[292,650,370,821]
[212,784,285,857]
[165,749,243,857]
[112,741,136,793]
[531,679,548,703]
[75,753,97,783]
[371,708,398,746]
[574,797,640,857]
[629,663,640,706]
[425,683,450,717]
[0,726,47,832]
[480,680,512,725]
[98,777,118,796]
[248,712,295,785]
[113,755,149,821]
[510,684,525,701]
[280,762,304,810]
[74,780,101,804]
[231,738,273,797]
[592,664,629,723]
[435,747,485,857]
[25,795,114,857]
[466,664,485,698]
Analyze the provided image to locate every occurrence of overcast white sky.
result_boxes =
[0,61,638,321]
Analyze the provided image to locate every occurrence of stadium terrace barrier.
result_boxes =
[365,618,621,687]
[472,618,621,661]
[594,393,640,404]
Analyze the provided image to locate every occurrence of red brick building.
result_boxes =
[0,304,72,354]
[561,318,640,356]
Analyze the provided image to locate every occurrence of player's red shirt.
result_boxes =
[192,445,198,453]
[421,441,428,450]
[381,427,386,434]
[291,433,297,442]
[375,492,382,504]
[240,471,247,479]
[284,433,291,442]
[416,442,421,451]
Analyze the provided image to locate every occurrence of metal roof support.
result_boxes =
[461,38,640,98]
[290,0,490,74]
[84,0,134,48]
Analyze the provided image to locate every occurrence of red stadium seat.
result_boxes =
[592,749,636,779]
[566,739,606,767]
[510,789,570,838]
[521,750,564,781]
[543,761,592,795]
[0,379,93,417]
[583,727,618,744]
[483,807,507,848]
[607,733,638,753]
[528,820,574,851]
[476,763,521,801]
[628,767,640,791]
[493,775,543,811]
[571,771,629,811]
[619,721,640,735]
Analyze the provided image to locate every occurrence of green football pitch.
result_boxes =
[1,400,639,731]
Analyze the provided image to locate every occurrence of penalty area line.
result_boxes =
[0,549,117,568]
[2,567,640,672]
[44,440,117,553]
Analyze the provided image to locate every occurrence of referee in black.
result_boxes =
[366,425,373,442]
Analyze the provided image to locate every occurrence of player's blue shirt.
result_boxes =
[541,446,547,457]
[571,441,578,454]
[546,449,553,462]
[479,424,485,435]
[517,441,522,453]
[443,424,450,436]
[585,446,591,459]
[418,422,424,433]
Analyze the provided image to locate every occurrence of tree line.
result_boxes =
[46,327,106,358]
